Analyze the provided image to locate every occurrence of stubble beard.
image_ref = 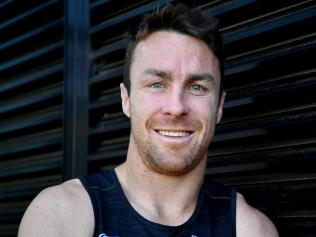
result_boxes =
[131,124,212,176]
[143,139,205,176]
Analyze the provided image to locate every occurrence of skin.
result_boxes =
[115,31,225,225]
[18,31,278,237]
[122,30,223,177]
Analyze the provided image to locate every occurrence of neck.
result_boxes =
[115,145,206,226]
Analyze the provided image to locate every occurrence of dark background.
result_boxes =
[0,0,316,236]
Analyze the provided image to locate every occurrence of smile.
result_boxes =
[156,130,192,137]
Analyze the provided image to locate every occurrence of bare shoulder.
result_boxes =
[18,179,94,237]
[236,193,279,237]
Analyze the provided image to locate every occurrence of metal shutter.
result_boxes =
[0,0,64,236]
[0,0,315,236]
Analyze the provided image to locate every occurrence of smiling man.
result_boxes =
[18,4,278,237]
[123,30,221,177]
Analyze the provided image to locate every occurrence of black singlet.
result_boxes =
[79,169,236,237]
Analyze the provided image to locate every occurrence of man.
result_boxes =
[18,4,278,237]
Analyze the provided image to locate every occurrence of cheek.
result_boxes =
[189,98,218,134]
[130,93,161,118]
[137,93,163,109]
[190,98,217,117]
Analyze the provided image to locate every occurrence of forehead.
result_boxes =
[130,31,220,80]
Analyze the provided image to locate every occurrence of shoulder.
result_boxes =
[236,193,278,237]
[18,179,94,237]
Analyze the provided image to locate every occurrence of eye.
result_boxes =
[149,82,165,89]
[190,84,208,95]
[191,84,203,91]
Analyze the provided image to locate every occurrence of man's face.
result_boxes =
[121,31,225,176]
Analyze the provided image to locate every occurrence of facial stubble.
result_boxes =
[130,116,215,176]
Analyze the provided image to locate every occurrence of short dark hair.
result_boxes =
[123,3,225,94]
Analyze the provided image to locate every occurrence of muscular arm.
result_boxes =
[236,193,278,237]
[18,179,94,237]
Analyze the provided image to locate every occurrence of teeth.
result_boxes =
[157,130,190,137]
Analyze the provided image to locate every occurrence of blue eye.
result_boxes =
[190,84,208,95]
[150,82,164,88]
[192,84,203,91]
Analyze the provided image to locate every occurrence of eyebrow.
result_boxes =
[143,68,215,83]
[143,68,172,80]
[187,73,215,83]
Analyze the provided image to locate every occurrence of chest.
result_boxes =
[94,192,230,237]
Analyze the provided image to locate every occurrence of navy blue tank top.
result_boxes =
[79,169,236,237]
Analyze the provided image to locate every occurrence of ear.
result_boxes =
[120,83,130,118]
[216,91,226,124]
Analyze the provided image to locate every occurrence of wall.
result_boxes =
[0,0,315,236]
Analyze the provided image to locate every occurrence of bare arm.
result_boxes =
[18,179,94,237]
[236,193,278,237]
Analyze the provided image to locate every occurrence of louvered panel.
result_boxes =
[0,152,61,178]
[0,201,29,222]
[0,105,62,139]
[0,0,64,236]
[0,174,62,235]
[209,1,316,236]
[0,175,61,200]
[0,128,61,158]
[88,1,316,236]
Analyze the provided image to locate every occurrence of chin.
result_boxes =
[146,154,203,176]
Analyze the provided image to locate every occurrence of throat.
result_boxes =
[115,160,205,226]
[126,179,200,226]
[137,198,198,226]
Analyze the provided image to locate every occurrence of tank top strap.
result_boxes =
[79,169,117,237]
[203,177,237,237]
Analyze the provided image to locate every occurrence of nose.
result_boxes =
[162,87,190,117]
